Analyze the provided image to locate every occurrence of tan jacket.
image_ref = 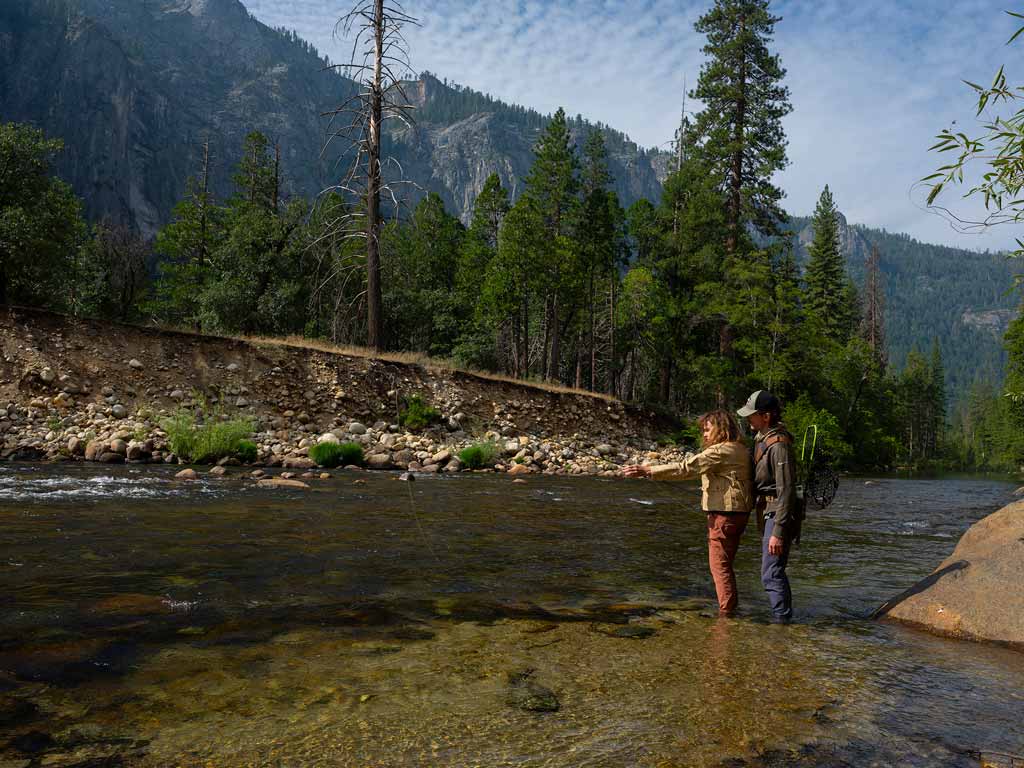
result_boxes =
[650,441,753,513]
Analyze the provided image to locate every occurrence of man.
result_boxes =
[737,390,802,623]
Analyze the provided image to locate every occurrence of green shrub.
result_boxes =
[399,394,441,431]
[235,439,258,464]
[458,441,499,469]
[309,441,363,468]
[657,425,700,449]
[783,394,852,466]
[161,410,254,464]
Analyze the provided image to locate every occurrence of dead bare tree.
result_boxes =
[320,0,419,352]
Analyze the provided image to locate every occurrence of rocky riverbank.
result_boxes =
[0,308,691,477]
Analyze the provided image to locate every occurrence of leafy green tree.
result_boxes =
[0,122,86,308]
[77,219,150,322]
[922,11,1024,257]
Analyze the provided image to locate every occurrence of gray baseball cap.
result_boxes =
[737,390,780,417]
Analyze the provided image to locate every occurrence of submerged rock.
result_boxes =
[505,669,559,713]
[876,500,1024,648]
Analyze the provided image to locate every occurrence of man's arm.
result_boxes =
[766,441,798,538]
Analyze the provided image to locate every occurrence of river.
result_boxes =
[1,465,1022,767]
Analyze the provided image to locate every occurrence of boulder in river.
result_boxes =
[875,500,1024,648]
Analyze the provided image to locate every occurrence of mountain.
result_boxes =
[789,214,1018,401]
[1,0,1016,403]
[0,0,668,236]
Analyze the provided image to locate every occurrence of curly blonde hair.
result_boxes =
[698,409,742,446]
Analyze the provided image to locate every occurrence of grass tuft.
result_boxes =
[458,441,500,470]
[310,441,363,468]
[161,410,254,464]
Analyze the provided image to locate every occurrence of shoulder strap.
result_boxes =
[754,433,791,465]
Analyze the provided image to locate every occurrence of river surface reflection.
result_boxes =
[0,465,1021,766]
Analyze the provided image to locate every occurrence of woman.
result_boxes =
[624,410,753,617]
[737,390,801,624]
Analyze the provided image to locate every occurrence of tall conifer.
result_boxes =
[523,108,579,380]
[804,185,853,343]
[691,0,792,250]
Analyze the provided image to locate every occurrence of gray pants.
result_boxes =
[761,516,792,622]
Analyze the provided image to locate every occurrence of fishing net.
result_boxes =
[803,463,839,510]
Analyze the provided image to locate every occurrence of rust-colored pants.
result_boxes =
[706,512,750,615]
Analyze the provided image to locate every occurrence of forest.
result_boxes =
[1,0,1021,472]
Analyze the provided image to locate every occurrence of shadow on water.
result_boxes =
[0,465,1022,766]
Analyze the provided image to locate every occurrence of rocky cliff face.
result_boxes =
[0,0,667,236]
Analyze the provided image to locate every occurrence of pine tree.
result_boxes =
[577,130,618,390]
[151,140,223,329]
[804,185,854,343]
[522,108,579,381]
[691,0,792,251]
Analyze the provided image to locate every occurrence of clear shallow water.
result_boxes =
[0,464,1022,767]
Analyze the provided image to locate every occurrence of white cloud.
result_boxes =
[243,0,1024,252]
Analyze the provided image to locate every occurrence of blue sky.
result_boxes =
[244,0,1020,251]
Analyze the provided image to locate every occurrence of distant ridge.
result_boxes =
[0,0,668,235]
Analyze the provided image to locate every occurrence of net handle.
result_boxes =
[801,425,818,464]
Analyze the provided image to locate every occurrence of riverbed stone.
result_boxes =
[97,452,124,464]
[257,478,310,490]
[505,669,559,712]
[282,456,316,470]
[876,500,1024,648]
[367,453,393,470]
[175,468,198,481]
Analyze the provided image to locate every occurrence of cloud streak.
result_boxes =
[244,0,1023,251]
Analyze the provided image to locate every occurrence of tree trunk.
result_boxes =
[607,278,617,396]
[273,142,281,212]
[574,328,583,390]
[365,0,385,352]
[541,293,551,380]
[588,270,596,391]
[659,356,672,404]
[726,13,747,257]
[522,292,530,378]
[548,293,561,382]
[0,249,8,306]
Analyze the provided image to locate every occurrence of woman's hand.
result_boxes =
[623,464,652,479]
[768,535,784,556]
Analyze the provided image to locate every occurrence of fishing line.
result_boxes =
[404,477,443,565]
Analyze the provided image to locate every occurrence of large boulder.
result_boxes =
[875,501,1024,648]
